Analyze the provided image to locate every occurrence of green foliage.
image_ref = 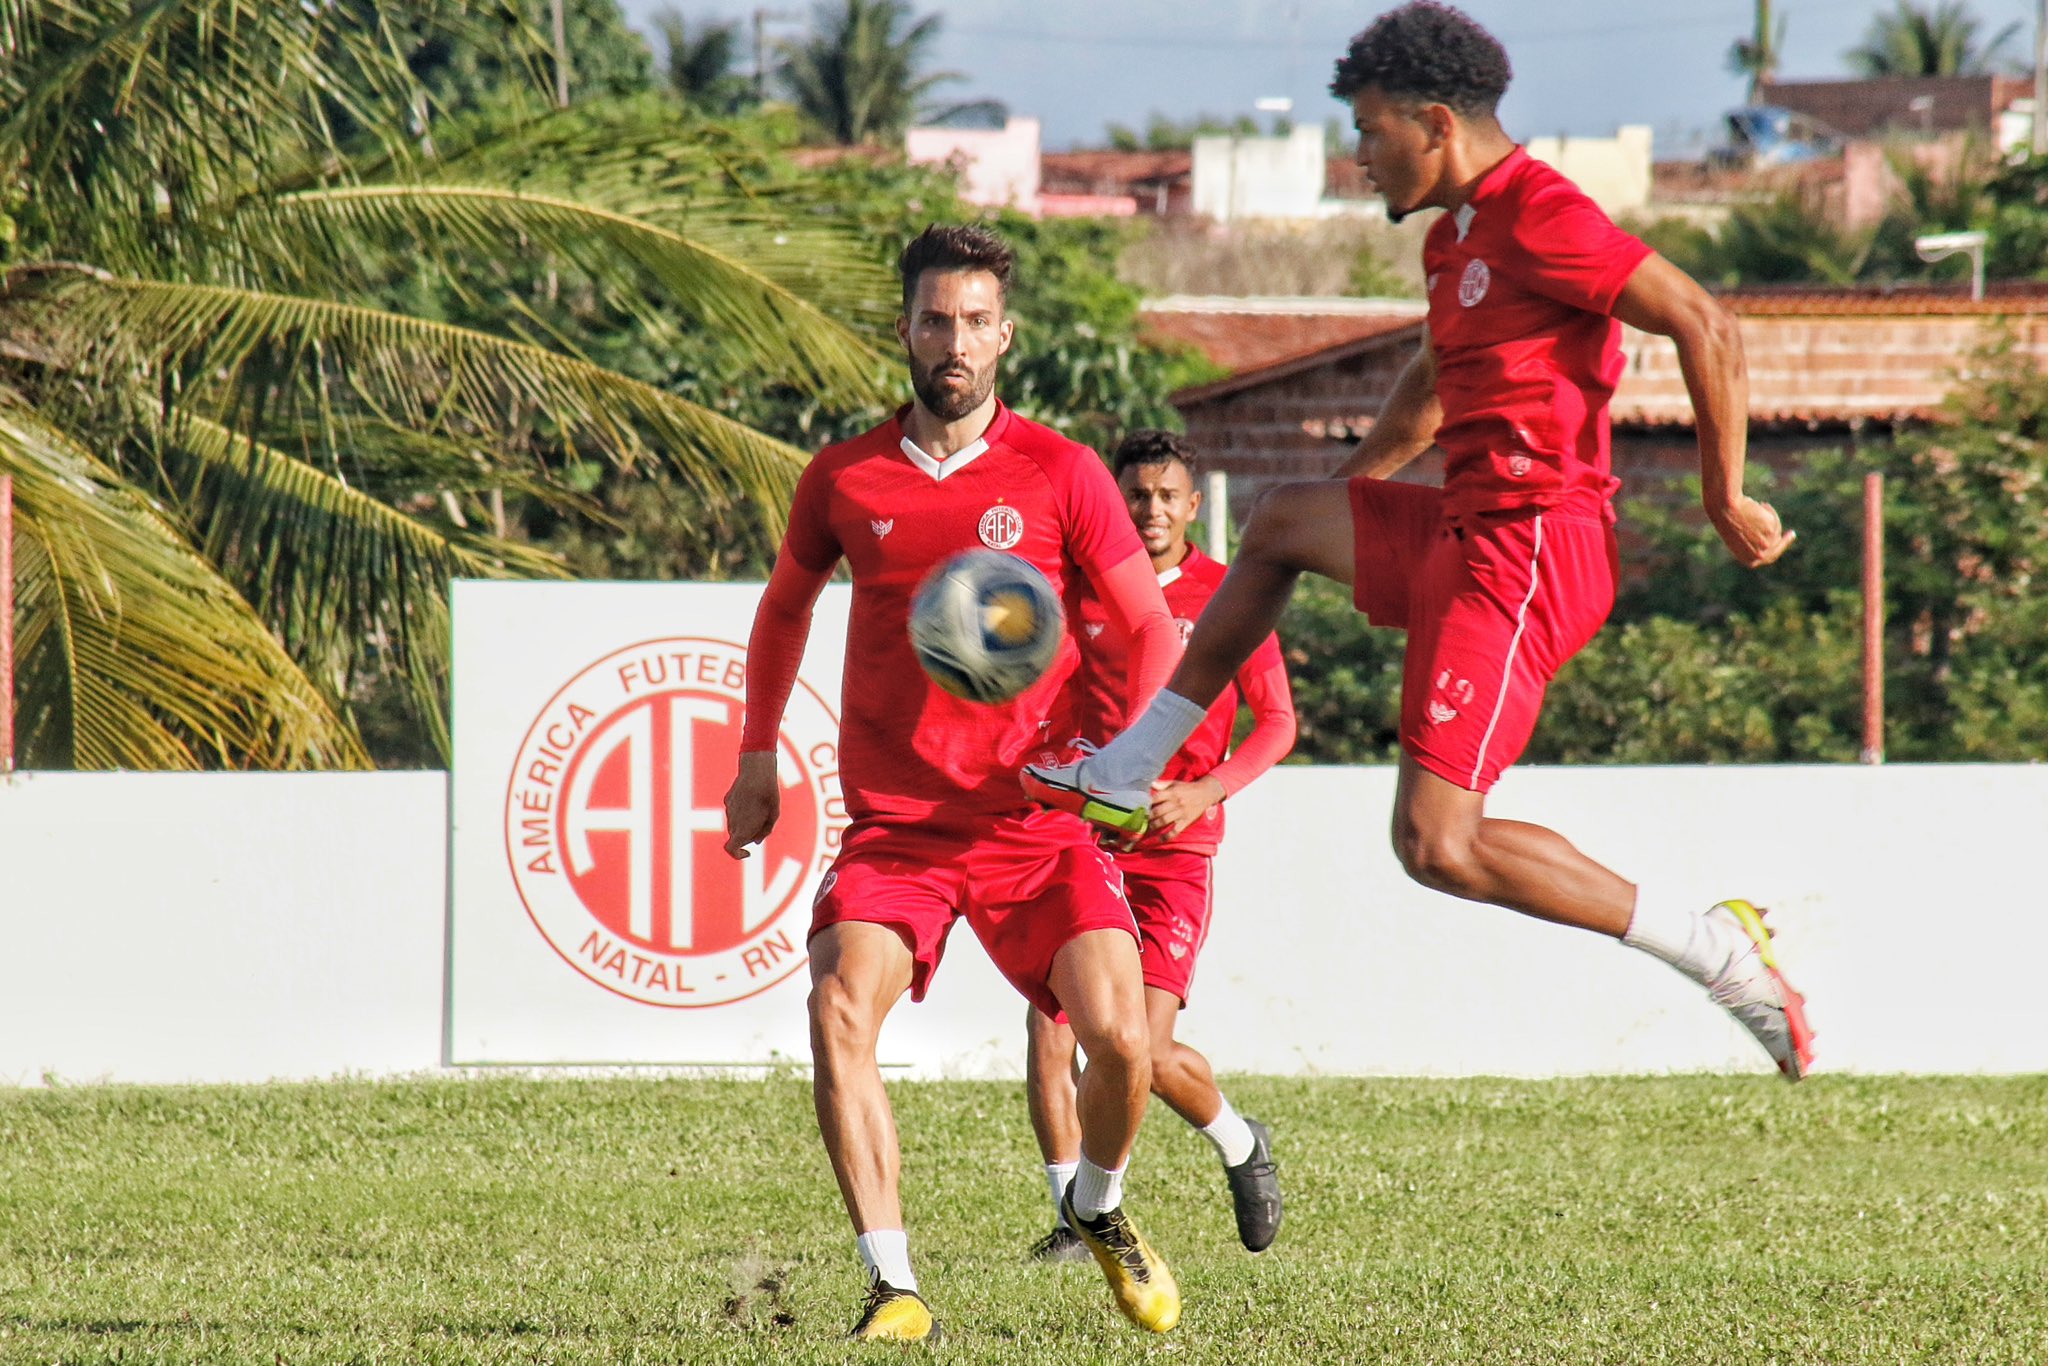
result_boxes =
[775,0,960,146]
[1531,598,1865,764]
[651,8,753,114]
[1656,144,2048,290]
[1275,577,1405,765]
[0,3,890,768]
[1106,111,1262,151]
[1845,0,2021,77]
[1285,334,2048,764]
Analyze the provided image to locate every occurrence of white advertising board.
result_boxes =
[447,580,1023,1070]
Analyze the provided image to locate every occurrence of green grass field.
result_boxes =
[2,1074,2044,1363]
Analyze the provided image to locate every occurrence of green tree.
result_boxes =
[651,9,752,114]
[776,0,968,146]
[0,1,890,769]
[1845,0,2021,77]
[407,0,657,113]
[1104,113,1262,152]
[1281,335,2048,765]
[1728,0,1788,103]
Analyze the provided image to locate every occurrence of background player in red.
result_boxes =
[1026,3,1815,1083]
[1023,431,1295,1264]
[723,225,1184,1340]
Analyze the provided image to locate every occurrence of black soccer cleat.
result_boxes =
[1224,1118,1283,1252]
[1027,1223,1092,1264]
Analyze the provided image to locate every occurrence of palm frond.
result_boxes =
[27,271,813,522]
[264,184,890,402]
[0,394,367,770]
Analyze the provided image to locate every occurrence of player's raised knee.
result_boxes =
[1393,822,1484,897]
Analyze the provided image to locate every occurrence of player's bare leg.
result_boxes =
[1025,480,1353,821]
[1046,929,1180,1331]
[1022,1006,1089,1262]
[1165,480,1357,707]
[1391,755,1815,1078]
[1025,1005,1084,1163]
[1047,930,1151,1167]
[807,922,917,1229]
[1391,756,1635,935]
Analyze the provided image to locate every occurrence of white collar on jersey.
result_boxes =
[898,433,990,481]
[1157,564,1183,587]
[1453,202,1478,243]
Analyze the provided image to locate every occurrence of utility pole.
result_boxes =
[2033,0,2046,157]
[551,0,571,109]
[754,7,799,103]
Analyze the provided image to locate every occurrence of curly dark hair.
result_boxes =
[897,223,1014,311]
[1111,429,1198,478]
[1329,3,1511,117]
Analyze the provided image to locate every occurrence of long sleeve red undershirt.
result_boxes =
[1208,647,1297,797]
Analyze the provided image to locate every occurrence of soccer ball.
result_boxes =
[908,550,1066,703]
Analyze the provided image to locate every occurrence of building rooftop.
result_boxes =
[1141,295,1426,379]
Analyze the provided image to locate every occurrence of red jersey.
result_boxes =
[777,403,1147,827]
[1423,147,1652,524]
[1067,546,1293,854]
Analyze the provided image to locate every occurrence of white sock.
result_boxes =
[1088,689,1207,791]
[1068,1154,1127,1220]
[1199,1095,1257,1167]
[855,1229,916,1292]
[1623,889,1738,986]
[1044,1161,1078,1227]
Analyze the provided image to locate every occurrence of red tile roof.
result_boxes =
[1716,281,2048,316]
[1141,299,1425,381]
[1040,149,1191,193]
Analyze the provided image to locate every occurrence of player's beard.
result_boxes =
[910,353,999,422]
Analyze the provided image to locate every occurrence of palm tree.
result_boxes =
[652,9,751,114]
[1845,0,2022,78]
[777,0,969,146]
[1728,0,1788,103]
[0,1,892,769]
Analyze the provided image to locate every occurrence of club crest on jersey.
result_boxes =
[870,518,894,537]
[978,503,1024,550]
[1175,617,1196,644]
[1459,258,1490,307]
[1083,621,1106,638]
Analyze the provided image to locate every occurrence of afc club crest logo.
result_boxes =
[1459,258,1491,307]
[504,637,846,1008]
[978,503,1024,550]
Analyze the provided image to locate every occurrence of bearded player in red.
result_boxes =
[1027,3,1815,1081]
[1023,431,1296,1266]
[724,225,1184,1341]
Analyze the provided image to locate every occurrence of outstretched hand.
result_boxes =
[1147,775,1226,839]
[722,751,781,859]
[1711,494,1796,569]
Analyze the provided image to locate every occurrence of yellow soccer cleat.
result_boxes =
[848,1275,941,1342]
[1061,1193,1181,1333]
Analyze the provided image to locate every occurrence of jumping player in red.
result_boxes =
[1026,3,1816,1081]
[1024,431,1296,1266]
[724,225,1184,1340]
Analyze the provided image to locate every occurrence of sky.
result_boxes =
[617,0,2042,155]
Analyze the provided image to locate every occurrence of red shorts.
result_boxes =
[1115,847,1214,1006]
[1350,477,1617,793]
[809,808,1138,1016]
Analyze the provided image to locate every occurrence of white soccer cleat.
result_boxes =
[1020,753,1150,836]
[1703,899,1816,1081]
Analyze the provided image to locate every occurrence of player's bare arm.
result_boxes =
[1335,333,1442,479]
[1612,254,1793,570]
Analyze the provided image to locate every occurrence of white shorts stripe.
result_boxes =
[1469,513,1544,788]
